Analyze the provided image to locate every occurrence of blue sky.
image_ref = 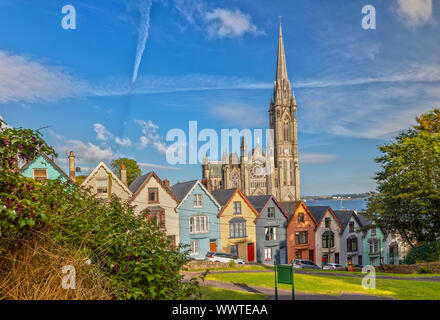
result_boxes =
[1,0,440,195]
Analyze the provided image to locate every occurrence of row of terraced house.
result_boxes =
[20,152,409,267]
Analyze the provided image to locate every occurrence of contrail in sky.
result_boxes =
[131,0,153,84]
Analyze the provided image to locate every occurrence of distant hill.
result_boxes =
[302,192,374,201]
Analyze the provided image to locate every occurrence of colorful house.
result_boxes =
[248,195,289,265]
[171,180,221,259]
[20,152,73,183]
[336,210,365,267]
[280,201,317,264]
[358,216,388,266]
[80,162,132,202]
[212,189,258,262]
[308,206,343,265]
[129,172,180,246]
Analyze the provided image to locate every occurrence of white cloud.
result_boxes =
[204,8,263,38]
[211,103,266,127]
[93,123,112,141]
[138,162,183,171]
[0,50,87,103]
[135,119,169,154]
[115,137,132,147]
[173,0,263,38]
[396,0,433,27]
[59,139,115,164]
[300,152,339,165]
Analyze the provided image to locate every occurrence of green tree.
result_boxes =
[366,108,440,248]
[110,158,141,186]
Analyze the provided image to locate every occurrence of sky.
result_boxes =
[1,0,439,196]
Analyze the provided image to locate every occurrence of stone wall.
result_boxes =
[377,261,440,274]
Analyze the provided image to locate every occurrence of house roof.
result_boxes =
[307,206,330,225]
[247,195,289,222]
[171,180,221,210]
[211,189,238,207]
[80,161,132,197]
[212,188,259,218]
[171,180,198,201]
[128,171,180,205]
[20,153,73,183]
[279,201,302,220]
[333,210,354,229]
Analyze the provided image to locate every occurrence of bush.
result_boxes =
[404,240,440,264]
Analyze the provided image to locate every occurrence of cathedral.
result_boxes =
[202,23,300,202]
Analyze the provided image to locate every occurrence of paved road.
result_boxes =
[183,269,440,282]
[199,279,393,300]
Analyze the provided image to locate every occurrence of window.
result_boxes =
[283,122,290,141]
[295,251,302,259]
[148,188,159,203]
[96,178,108,194]
[230,220,246,238]
[267,207,275,219]
[167,235,176,248]
[33,169,48,182]
[230,245,239,257]
[295,231,308,244]
[349,222,355,232]
[264,248,273,261]
[369,240,379,254]
[148,210,165,227]
[371,228,377,236]
[322,233,334,248]
[265,227,277,241]
[189,216,209,234]
[325,217,331,228]
[347,238,358,252]
[233,201,241,214]
[193,194,202,207]
[190,240,199,256]
[298,212,304,223]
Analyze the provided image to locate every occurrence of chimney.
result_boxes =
[68,151,75,181]
[163,179,170,188]
[120,164,127,186]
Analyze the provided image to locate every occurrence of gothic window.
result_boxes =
[231,172,240,188]
[283,122,290,141]
[283,161,287,185]
[290,161,293,185]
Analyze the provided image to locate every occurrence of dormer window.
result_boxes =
[193,194,202,208]
[33,169,47,182]
[96,178,108,194]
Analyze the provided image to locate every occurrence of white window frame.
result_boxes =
[190,240,200,256]
[233,201,242,214]
[193,194,203,208]
[265,227,277,241]
[264,248,273,261]
[189,215,209,234]
[96,178,108,194]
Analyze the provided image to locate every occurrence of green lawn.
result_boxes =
[206,272,440,300]
[200,286,267,300]
[185,265,273,272]
[300,269,440,278]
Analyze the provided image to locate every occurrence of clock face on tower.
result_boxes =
[250,160,266,178]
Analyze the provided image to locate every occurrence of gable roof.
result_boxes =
[280,201,318,226]
[80,161,132,196]
[247,195,289,222]
[171,180,198,201]
[333,210,354,230]
[212,189,259,218]
[171,180,221,210]
[128,171,180,205]
[20,153,73,183]
[307,206,330,225]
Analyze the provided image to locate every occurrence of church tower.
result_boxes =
[269,22,300,201]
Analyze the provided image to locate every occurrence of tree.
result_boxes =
[110,158,141,187]
[366,108,440,248]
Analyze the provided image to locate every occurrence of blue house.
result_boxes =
[357,215,389,266]
[20,153,72,183]
[171,180,221,259]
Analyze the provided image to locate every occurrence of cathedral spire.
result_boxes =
[276,21,289,84]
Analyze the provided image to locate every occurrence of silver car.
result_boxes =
[292,259,321,270]
[206,252,245,264]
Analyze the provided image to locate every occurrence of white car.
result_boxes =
[206,252,245,264]
[323,263,344,270]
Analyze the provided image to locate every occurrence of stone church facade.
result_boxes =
[202,24,300,202]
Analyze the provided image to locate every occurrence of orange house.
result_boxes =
[280,201,318,263]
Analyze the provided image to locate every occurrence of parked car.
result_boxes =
[292,259,320,270]
[206,252,245,264]
[323,263,344,270]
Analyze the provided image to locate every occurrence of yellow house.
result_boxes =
[212,189,259,262]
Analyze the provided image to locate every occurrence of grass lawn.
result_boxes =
[185,265,273,272]
[301,269,440,278]
[206,272,440,300]
[200,286,267,300]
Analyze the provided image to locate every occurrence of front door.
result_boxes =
[247,243,255,262]
[210,239,217,252]
[309,250,314,262]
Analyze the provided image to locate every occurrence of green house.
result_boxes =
[20,153,72,183]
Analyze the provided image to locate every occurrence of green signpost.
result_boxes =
[274,262,295,300]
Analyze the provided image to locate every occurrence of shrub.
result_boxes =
[228,260,236,268]
[404,240,440,264]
